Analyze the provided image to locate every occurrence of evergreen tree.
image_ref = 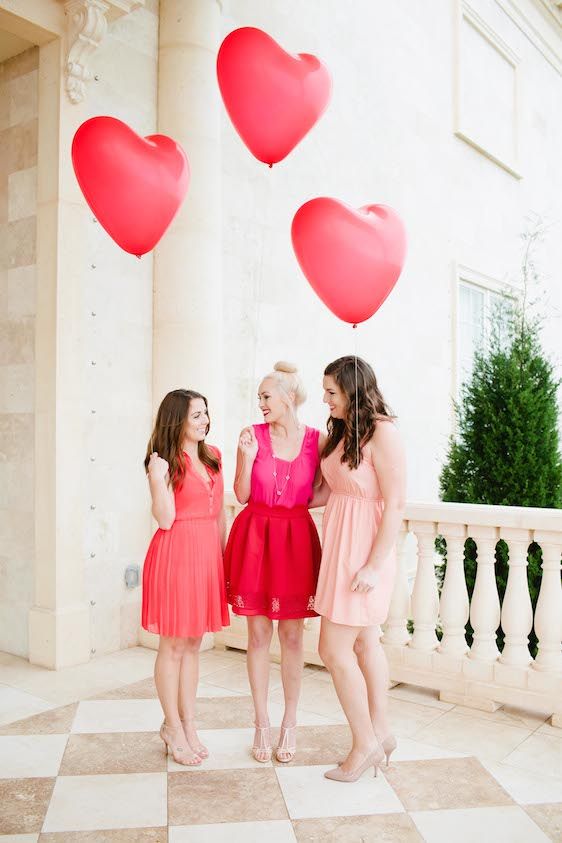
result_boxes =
[438,221,562,655]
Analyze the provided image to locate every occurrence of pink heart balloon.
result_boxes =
[217,27,331,166]
[72,116,190,257]
[291,198,407,325]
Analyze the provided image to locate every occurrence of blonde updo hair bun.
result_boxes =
[266,361,307,407]
[274,361,297,375]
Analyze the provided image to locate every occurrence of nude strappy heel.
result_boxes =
[160,722,202,766]
[180,716,209,759]
[276,724,297,763]
[252,723,272,763]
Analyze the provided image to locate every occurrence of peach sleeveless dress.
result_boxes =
[314,440,397,627]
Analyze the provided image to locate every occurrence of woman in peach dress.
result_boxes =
[313,356,406,783]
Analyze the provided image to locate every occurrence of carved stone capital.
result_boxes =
[64,0,110,103]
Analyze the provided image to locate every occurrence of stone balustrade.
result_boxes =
[215,494,562,727]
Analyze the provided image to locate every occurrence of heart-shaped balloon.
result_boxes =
[72,116,190,256]
[217,27,331,166]
[292,198,407,325]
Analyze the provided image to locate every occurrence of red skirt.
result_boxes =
[224,501,321,619]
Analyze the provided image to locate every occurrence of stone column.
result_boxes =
[29,37,92,668]
[153,0,224,441]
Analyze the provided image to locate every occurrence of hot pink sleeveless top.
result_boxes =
[249,424,320,508]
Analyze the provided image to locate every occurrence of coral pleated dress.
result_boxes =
[314,439,397,627]
[142,447,230,638]
[224,424,321,620]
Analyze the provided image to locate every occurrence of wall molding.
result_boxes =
[454,1,522,179]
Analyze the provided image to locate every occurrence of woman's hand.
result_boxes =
[351,564,380,594]
[238,426,258,461]
[148,452,169,481]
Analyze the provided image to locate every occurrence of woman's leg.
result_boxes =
[354,626,392,741]
[277,618,304,760]
[154,635,186,728]
[177,635,206,755]
[154,636,200,764]
[318,617,378,772]
[246,615,274,760]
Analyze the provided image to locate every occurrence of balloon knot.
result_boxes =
[352,323,357,329]
[136,254,142,260]
[268,163,273,169]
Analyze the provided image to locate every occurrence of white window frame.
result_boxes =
[451,263,519,410]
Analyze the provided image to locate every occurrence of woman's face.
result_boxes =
[323,374,347,420]
[183,398,209,444]
[258,378,289,424]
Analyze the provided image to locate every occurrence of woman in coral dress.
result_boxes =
[313,356,406,783]
[224,362,323,764]
[142,389,229,766]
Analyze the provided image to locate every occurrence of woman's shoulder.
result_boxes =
[207,443,222,462]
[366,417,402,453]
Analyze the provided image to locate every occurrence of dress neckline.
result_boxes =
[182,451,214,490]
[266,425,309,464]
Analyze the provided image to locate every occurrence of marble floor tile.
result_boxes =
[387,697,449,739]
[59,732,167,775]
[270,676,342,719]
[384,757,513,811]
[275,764,404,819]
[388,683,455,711]
[503,731,562,780]
[38,829,167,842]
[0,705,77,736]
[168,768,287,825]
[414,709,532,761]
[0,835,39,843]
[453,702,549,730]
[270,725,350,767]
[89,678,158,701]
[202,663,283,695]
[0,685,56,727]
[195,683,243,698]
[292,813,424,842]
[0,735,68,778]
[270,703,339,727]
[383,736,469,762]
[169,820,297,842]
[481,759,562,804]
[524,803,562,842]
[168,728,272,772]
[0,777,55,834]
[410,805,552,843]
[71,700,163,734]
[42,773,167,832]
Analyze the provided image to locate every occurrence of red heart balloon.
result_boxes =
[292,198,407,325]
[217,27,331,166]
[72,117,190,256]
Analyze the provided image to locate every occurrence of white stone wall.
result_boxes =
[220,0,562,500]
[0,47,38,656]
[80,2,159,656]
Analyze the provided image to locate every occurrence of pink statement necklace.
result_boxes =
[272,454,291,498]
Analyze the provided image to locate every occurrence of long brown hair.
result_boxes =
[144,389,220,489]
[322,356,394,470]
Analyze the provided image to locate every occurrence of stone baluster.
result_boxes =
[438,523,469,656]
[409,522,439,651]
[468,526,501,662]
[382,525,411,646]
[499,528,533,667]
[532,531,562,673]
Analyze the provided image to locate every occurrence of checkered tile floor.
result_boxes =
[0,652,561,841]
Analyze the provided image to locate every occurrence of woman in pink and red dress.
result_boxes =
[224,362,323,764]
[142,389,229,767]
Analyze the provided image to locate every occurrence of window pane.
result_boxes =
[458,283,485,386]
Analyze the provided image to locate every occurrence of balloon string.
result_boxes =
[353,324,359,468]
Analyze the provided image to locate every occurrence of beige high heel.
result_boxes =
[160,722,202,766]
[380,734,397,768]
[324,744,384,782]
[276,724,297,763]
[252,723,272,763]
[338,734,397,769]
[180,716,209,759]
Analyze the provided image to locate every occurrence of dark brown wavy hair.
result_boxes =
[144,389,220,489]
[322,356,394,469]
